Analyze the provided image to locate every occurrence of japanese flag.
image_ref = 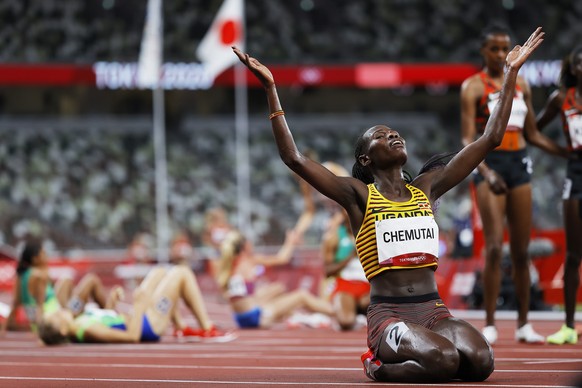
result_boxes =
[137,0,163,89]
[196,0,245,83]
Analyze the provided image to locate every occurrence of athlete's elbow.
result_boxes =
[280,149,303,170]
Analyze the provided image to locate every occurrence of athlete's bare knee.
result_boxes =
[459,345,494,382]
[474,347,494,381]
[166,265,189,278]
[83,273,101,287]
[149,267,167,277]
[484,244,503,262]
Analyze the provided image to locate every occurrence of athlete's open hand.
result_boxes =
[232,47,274,89]
[506,27,544,71]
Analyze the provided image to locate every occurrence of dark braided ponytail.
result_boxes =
[16,239,43,276]
[417,151,458,176]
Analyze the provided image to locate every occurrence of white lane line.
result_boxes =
[0,361,579,374]
[0,377,575,387]
[0,361,358,371]
[0,350,356,360]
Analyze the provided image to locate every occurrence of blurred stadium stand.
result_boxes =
[0,0,579,64]
[0,0,574,249]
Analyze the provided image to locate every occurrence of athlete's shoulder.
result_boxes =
[461,73,484,97]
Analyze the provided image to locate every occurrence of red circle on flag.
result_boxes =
[220,20,240,45]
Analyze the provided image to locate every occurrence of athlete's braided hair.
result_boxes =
[351,132,374,184]
[417,151,458,176]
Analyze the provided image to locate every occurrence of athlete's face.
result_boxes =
[44,309,73,336]
[481,34,511,73]
[33,248,48,267]
[362,125,407,166]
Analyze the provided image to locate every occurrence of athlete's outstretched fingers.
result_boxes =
[432,317,494,381]
[375,321,460,382]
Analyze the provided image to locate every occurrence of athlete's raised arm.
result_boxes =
[430,27,544,200]
[232,47,367,215]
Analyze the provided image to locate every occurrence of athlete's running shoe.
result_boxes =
[515,323,545,344]
[174,326,202,339]
[200,326,238,343]
[175,326,238,343]
[361,348,382,381]
[482,325,498,345]
[546,325,578,345]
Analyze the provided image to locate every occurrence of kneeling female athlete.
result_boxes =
[232,27,544,382]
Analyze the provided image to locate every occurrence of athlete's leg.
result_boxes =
[370,321,460,383]
[476,182,507,328]
[54,277,74,307]
[67,273,109,315]
[506,184,532,327]
[432,317,494,381]
[145,265,214,335]
[333,292,357,331]
[255,282,286,304]
[260,289,333,328]
[563,198,582,328]
[135,267,167,294]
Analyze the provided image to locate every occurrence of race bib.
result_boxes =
[487,91,527,131]
[227,274,248,297]
[566,113,582,150]
[375,216,439,267]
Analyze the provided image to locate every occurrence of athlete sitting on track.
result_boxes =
[232,27,544,382]
[37,264,236,345]
[216,226,334,329]
[1,238,110,335]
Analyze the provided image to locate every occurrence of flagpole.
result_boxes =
[137,0,169,262]
[153,85,170,262]
[234,61,252,240]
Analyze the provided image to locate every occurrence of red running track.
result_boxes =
[1,305,581,388]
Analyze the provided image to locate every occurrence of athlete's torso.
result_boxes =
[74,309,126,342]
[476,71,528,151]
[561,87,582,152]
[20,268,56,306]
[227,274,256,299]
[355,184,439,282]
